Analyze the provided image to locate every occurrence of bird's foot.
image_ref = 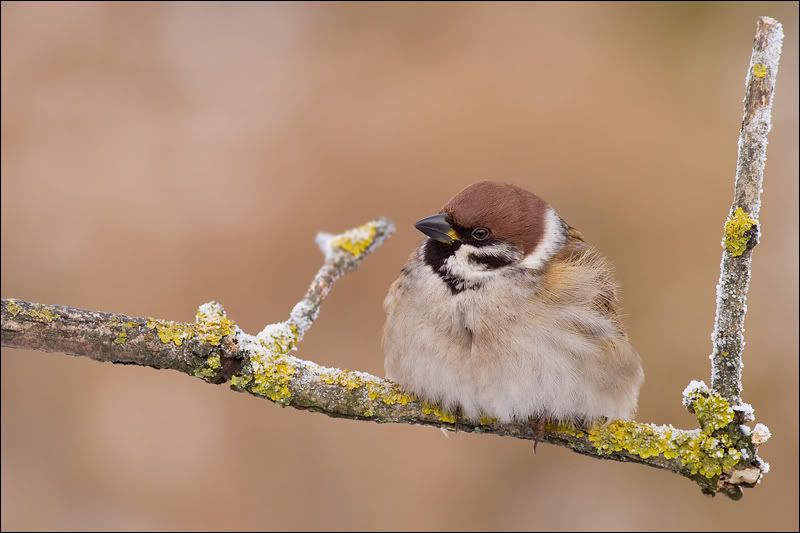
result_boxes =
[454,405,463,433]
[531,417,547,454]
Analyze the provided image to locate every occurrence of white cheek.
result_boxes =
[443,246,496,283]
[441,243,521,285]
[520,207,566,271]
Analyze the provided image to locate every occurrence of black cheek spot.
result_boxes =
[469,254,515,269]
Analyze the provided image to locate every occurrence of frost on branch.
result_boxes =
[228,218,395,402]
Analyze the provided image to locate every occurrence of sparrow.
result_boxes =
[383,180,644,429]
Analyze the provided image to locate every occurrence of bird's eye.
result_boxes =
[471,227,491,241]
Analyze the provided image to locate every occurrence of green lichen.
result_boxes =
[6,299,23,317]
[114,331,128,345]
[330,222,377,257]
[753,63,767,78]
[422,402,457,424]
[249,354,296,404]
[724,207,757,257]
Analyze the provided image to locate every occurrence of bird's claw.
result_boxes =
[532,417,547,454]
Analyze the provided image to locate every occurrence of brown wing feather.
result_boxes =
[537,234,626,336]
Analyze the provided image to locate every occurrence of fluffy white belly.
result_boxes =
[383,268,638,424]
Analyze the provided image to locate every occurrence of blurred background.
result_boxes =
[2,2,798,531]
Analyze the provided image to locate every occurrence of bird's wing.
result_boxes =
[536,234,627,337]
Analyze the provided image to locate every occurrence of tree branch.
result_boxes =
[0,293,739,495]
[0,17,783,500]
[710,16,783,405]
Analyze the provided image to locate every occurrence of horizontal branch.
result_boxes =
[0,298,703,476]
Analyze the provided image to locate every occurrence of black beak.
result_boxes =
[414,213,459,244]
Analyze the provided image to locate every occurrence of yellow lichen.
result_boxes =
[233,322,301,403]
[672,431,742,478]
[588,386,744,479]
[753,63,767,78]
[330,222,377,258]
[146,319,192,346]
[144,306,236,348]
[724,207,757,257]
[320,370,365,391]
[5,300,60,323]
[6,299,23,317]
[194,309,236,346]
[110,320,136,345]
[479,416,499,426]
[318,371,413,414]
[422,402,457,424]
[7,300,60,323]
[366,382,414,406]
[250,355,296,403]
[546,421,585,439]
[194,355,222,380]
[230,374,253,388]
[588,420,677,460]
[689,391,735,432]
[27,307,59,322]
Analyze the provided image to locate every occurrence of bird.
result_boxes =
[382,180,644,434]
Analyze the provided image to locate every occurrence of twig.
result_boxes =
[0,17,783,500]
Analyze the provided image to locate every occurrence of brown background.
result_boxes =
[2,2,798,531]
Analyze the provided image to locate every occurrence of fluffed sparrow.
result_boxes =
[383,181,644,428]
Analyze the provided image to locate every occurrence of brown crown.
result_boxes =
[442,180,549,255]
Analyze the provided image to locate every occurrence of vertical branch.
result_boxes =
[710,17,783,405]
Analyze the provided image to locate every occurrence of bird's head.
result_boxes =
[415,181,567,290]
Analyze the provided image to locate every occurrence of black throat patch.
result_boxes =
[422,239,469,294]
